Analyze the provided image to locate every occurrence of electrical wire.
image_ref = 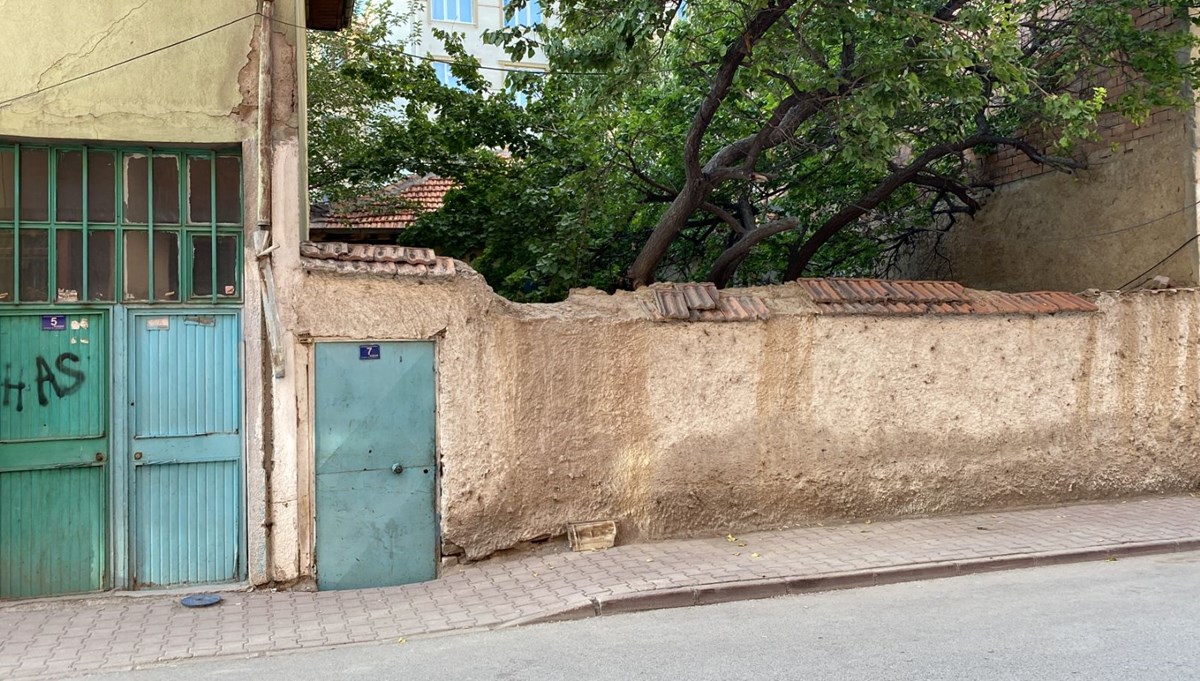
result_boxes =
[267,12,662,77]
[1118,233,1200,291]
[0,13,259,110]
[3,8,1195,261]
[0,9,658,114]
[942,197,1200,244]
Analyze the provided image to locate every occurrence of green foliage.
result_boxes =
[309,0,1200,299]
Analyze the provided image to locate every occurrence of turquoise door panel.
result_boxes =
[0,311,108,598]
[315,341,437,590]
[0,466,107,598]
[129,311,241,588]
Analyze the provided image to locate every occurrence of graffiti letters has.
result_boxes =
[2,354,86,412]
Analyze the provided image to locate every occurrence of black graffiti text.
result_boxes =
[2,353,86,412]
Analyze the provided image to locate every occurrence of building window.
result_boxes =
[506,69,543,107]
[433,62,467,90]
[504,0,541,27]
[0,142,243,305]
[432,0,472,23]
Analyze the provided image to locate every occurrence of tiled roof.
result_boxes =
[649,283,770,322]
[300,241,458,277]
[798,278,1097,315]
[321,176,458,231]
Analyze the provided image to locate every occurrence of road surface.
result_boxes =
[81,551,1200,680]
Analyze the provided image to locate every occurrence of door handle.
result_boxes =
[391,463,404,474]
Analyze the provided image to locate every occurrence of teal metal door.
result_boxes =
[128,311,241,587]
[315,341,437,590]
[0,311,108,598]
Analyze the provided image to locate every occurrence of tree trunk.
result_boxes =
[626,180,708,287]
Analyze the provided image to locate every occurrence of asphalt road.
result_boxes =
[82,551,1200,680]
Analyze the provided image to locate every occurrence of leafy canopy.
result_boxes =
[308,0,1200,299]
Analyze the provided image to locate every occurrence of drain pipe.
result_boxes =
[253,0,284,585]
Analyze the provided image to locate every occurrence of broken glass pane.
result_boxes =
[153,231,179,301]
[88,230,115,301]
[123,231,149,300]
[0,149,15,222]
[18,228,48,302]
[124,154,148,224]
[188,156,213,224]
[20,148,49,222]
[56,230,83,302]
[215,156,241,224]
[0,229,12,302]
[56,151,84,222]
[192,234,240,298]
[153,155,180,224]
[88,151,117,223]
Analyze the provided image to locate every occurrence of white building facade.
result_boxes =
[394,0,546,95]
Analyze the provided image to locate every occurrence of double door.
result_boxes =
[0,308,242,597]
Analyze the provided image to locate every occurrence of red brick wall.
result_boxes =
[981,7,1184,186]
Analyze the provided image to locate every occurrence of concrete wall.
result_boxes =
[901,119,1200,291]
[271,253,1200,570]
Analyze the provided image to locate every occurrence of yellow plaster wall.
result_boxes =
[0,0,301,144]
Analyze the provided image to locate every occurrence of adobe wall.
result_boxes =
[277,261,1200,567]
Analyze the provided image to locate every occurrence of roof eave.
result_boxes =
[306,0,354,31]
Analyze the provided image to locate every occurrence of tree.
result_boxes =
[308,1,1200,299]
[505,0,1200,287]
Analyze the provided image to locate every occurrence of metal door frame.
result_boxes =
[306,338,442,585]
[117,306,246,589]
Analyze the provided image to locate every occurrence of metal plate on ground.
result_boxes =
[180,594,223,608]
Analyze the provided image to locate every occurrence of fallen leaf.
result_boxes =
[751,552,761,558]
[737,542,747,547]
[397,638,407,644]
[725,534,737,542]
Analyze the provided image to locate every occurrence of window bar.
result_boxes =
[48,148,57,301]
[81,147,89,301]
[147,148,154,303]
[12,143,19,303]
[210,152,217,303]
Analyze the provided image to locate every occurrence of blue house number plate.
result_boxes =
[42,315,68,331]
[359,344,381,360]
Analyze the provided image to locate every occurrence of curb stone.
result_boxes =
[505,537,1200,628]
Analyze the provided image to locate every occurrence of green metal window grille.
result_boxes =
[0,143,243,305]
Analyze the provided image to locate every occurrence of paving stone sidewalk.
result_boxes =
[4,496,1200,679]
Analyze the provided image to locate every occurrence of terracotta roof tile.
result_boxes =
[797,278,1097,316]
[320,176,458,231]
[650,284,769,322]
[300,241,457,277]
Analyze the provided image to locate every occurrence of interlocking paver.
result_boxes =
[3,496,1200,679]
